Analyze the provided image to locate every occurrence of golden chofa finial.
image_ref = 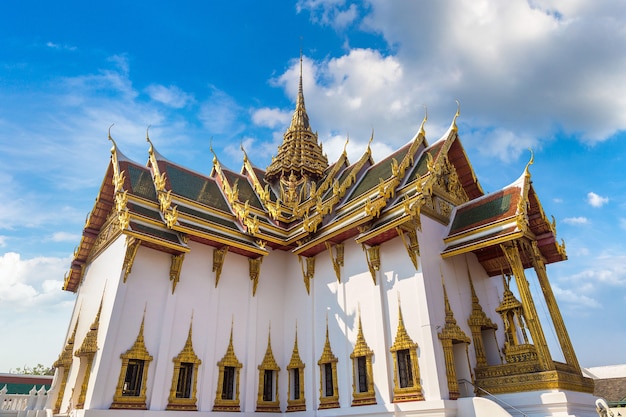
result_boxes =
[342,135,349,157]
[146,125,155,154]
[240,141,249,163]
[366,129,374,155]
[209,137,218,164]
[419,105,428,136]
[108,123,117,151]
[525,148,535,177]
[452,100,460,132]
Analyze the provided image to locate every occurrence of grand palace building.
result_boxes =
[46,60,597,417]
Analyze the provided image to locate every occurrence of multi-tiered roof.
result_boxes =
[63,68,565,293]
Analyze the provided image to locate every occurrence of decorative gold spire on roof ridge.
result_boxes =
[265,53,329,183]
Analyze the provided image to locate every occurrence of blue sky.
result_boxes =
[1,1,625,372]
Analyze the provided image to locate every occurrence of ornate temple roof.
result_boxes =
[63,77,564,293]
[441,158,567,276]
[265,56,328,183]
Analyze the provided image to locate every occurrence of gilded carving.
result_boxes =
[166,320,201,411]
[212,246,229,288]
[350,313,376,406]
[299,255,315,294]
[325,242,344,282]
[362,244,380,284]
[286,328,306,412]
[249,257,263,296]
[396,225,420,270]
[169,254,185,294]
[466,264,498,368]
[318,318,339,409]
[438,279,470,399]
[390,300,423,402]
[213,324,243,412]
[110,314,153,409]
[164,206,178,228]
[122,237,141,283]
[74,299,103,409]
[256,328,280,412]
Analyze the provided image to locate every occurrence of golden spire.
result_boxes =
[265,54,328,183]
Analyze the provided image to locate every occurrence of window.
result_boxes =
[176,362,194,398]
[357,356,368,393]
[110,317,153,410]
[256,330,280,412]
[166,323,201,411]
[287,331,306,412]
[389,304,423,402]
[324,363,334,397]
[221,366,235,400]
[213,328,243,412]
[122,359,145,396]
[318,325,339,409]
[263,370,274,401]
[350,315,376,406]
[397,350,413,388]
[291,369,300,400]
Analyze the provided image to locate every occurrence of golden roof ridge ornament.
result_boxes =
[419,105,428,136]
[451,100,460,132]
[525,148,534,178]
[265,53,328,183]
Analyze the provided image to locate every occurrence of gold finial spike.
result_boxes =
[419,105,428,136]
[452,100,461,132]
[146,125,154,149]
[342,135,350,156]
[525,148,535,177]
[240,141,249,163]
[367,129,374,154]
[108,123,118,150]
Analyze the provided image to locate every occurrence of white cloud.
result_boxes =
[49,232,81,242]
[0,252,73,309]
[552,284,601,309]
[297,0,359,29]
[46,41,77,51]
[252,107,291,128]
[295,0,626,161]
[198,87,244,136]
[587,191,608,207]
[563,217,589,225]
[145,84,193,108]
[0,236,6,247]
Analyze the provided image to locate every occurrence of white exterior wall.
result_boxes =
[56,212,518,416]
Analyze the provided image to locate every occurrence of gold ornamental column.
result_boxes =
[528,240,581,373]
[501,241,554,371]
